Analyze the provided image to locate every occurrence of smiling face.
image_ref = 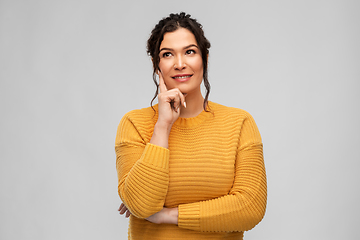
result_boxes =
[158,28,204,96]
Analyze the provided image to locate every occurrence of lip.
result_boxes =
[171,74,193,82]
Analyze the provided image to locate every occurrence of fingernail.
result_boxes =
[184,102,187,108]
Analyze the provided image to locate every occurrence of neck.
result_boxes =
[179,90,204,118]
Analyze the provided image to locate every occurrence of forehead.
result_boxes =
[160,28,197,49]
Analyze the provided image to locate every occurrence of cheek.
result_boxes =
[158,59,172,72]
[188,56,203,71]
[158,60,174,86]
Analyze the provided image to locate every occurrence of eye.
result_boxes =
[162,52,172,58]
[186,49,196,55]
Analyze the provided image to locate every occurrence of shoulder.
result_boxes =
[209,101,255,121]
[116,105,158,144]
[119,105,158,133]
[209,102,262,144]
[121,105,158,124]
[120,105,158,128]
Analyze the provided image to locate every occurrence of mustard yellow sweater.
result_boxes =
[115,101,267,240]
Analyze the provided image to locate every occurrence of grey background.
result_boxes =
[1,0,359,239]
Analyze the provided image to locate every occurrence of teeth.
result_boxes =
[174,75,191,79]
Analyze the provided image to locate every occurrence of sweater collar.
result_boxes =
[171,101,215,129]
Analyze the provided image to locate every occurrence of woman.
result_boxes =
[115,12,267,239]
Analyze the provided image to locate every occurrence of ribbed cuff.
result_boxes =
[178,202,201,231]
[140,143,170,169]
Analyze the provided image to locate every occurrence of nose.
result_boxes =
[174,55,186,70]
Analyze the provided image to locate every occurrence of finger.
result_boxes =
[120,207,127,215]
[118,203,124,211]
[180,93,187,108]
[170,89,185,110]
[125,210,131,218]
[166,90,180,112]
[170,99,177,113]
[158,71,167,93]
[119,204,127,215]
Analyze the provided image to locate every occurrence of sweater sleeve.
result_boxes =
[178,113,267,232]
[115,113,170,219]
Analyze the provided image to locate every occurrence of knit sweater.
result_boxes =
[115,101,267,240]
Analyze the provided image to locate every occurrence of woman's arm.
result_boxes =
[118,203,178,225]
[115,115,170,219]
[116,73,186,219]
[144,145,265,230]
[178,143,266,232]
[176,114,267,232]
[138,113,266,231]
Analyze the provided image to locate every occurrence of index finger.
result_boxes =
[118,203,124,211]
[158,71,168,93]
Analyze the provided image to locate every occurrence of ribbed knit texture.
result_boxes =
[115,101,267,240]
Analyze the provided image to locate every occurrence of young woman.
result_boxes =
[115,12,267,240]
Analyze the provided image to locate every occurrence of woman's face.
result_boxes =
[158,28,203,96]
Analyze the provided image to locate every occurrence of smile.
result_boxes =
[174,75,191,79]
[172,74,193,80]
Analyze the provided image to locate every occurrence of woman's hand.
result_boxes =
[145,207,178,225]
[118,203,131,218]
[118,203,178,225]
[150,72,186,148]
[156,71,186,127]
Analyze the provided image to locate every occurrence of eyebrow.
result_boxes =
[159,44,199,53]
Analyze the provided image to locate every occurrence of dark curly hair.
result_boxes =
[147,12,211,111]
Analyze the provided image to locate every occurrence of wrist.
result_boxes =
[165,207,178,225]
[150,123,172,148]
[154,121,172,134]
